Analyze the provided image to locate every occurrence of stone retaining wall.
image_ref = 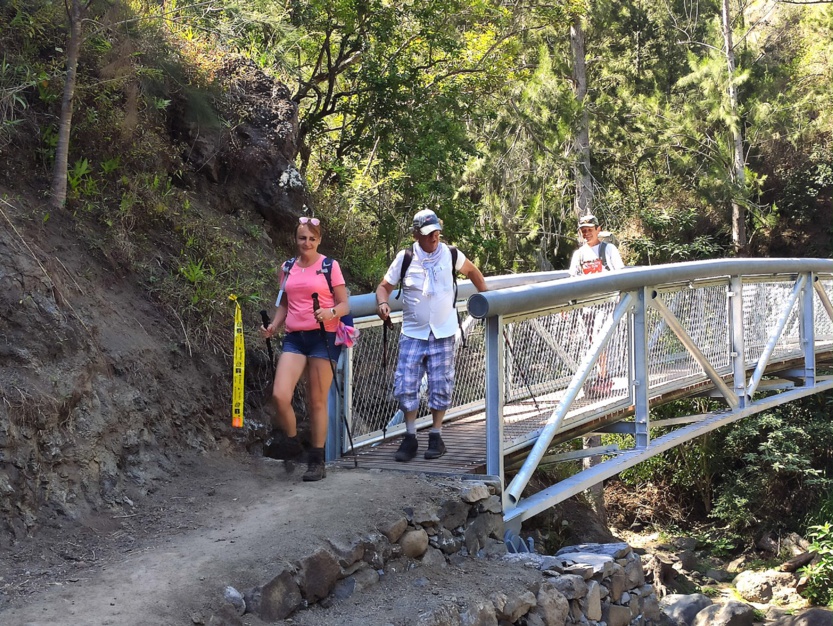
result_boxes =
[222,478,661,625]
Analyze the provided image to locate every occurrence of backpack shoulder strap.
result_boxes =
[320,257,335,294]
[395,247,414,300]
[280,257,296,291]
[448,245,466,348]
[598,242,609,271]
[277,257,296,306]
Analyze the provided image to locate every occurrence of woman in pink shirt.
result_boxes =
[260,217,349,481]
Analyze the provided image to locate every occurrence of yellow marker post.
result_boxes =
[230,294,245,428]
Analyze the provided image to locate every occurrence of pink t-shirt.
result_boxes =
[277,256,345,332]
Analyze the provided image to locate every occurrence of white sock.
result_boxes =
[406,422,417,435]
[430,427,442,434]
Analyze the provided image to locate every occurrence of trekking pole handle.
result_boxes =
[260,310,275,364]
[311,293,326,331]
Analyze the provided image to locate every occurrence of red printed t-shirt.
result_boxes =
[276,256,345,333]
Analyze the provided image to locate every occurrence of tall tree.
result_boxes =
[570,14,593,220]
[50,0,86,210]
[721,0,747,253]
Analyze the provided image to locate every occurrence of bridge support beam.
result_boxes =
[802,273,816,388]
[633,287,650,449]
[730,276,747,409]
[485,314,505,495]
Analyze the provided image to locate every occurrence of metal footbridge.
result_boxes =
[326,258,833,525]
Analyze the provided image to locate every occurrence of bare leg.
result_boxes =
[272,352,308,436]
[430,409,446,429]
[305,357,335,448]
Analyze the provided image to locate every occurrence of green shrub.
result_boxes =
[800,523,833,606]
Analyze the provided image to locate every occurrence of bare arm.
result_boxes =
[262,295,288,339]
[460,259,488,292]
[375,280,396,320]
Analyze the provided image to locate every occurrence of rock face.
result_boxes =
[170,55,308,237]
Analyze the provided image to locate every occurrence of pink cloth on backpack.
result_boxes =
[278,256,345,333]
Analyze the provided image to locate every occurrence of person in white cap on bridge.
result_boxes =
[375,209,488,462]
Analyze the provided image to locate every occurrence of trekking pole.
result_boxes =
[260,310,276,377]
[382,316,394,368]
[502,328,543,414]
[312,293,358,468]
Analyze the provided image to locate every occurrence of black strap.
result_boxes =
[598,242,610,271]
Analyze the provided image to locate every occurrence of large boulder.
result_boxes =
[691,600,756,626]
[771,608,833,626]
[659,593,713,625]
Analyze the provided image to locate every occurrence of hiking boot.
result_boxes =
[263,429,302,461]
[394,433,418,462]
[303,448,326,482]
[424,432,446,460]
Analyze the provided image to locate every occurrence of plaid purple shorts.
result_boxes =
[394,334,456,412]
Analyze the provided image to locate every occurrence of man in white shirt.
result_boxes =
[569,214,624,276]
[569,214,625,398]
[375,209,488,462]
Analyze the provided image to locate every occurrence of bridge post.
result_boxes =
[633,288,650,449]
[801,272,816,387]
[484,314,505,500]
[730,275,747,409]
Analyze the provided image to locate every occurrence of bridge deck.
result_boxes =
[335,417,489,474]
[335,357,829,475]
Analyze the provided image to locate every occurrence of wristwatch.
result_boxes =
[331,307,337,318]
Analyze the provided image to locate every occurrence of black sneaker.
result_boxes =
[394,434,418,462]
[263,429,302,461]
[424,432,446,460]
[303,448,326,482]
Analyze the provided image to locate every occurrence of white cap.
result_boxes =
[413,209,443,235]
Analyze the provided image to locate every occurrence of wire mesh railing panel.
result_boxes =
[500,300,631,445]
[348,319,401,439]
[770,282,803,361]
[647,285,730,389]
[743,280,804,365]
[347,311,486,443]
[450,315,487,408]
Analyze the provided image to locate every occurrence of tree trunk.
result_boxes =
[721,0,747,254]
[571,14,606,523]
[50,0,83,211]
[570,15,592,220]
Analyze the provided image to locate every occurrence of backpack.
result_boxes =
[279,257,354,329]
[394,244,466,347]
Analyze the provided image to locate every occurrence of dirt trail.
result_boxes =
[0,450,468,626]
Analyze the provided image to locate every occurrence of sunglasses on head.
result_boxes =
[299,217,320,226]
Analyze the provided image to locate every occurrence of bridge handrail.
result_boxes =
[468,258,833,319]
[347,270,570,319]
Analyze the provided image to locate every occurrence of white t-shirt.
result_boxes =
[384,243,467,340]
[569,242,624,277]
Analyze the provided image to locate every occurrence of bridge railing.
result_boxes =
[335,272,568,451]
[331,260,833,468]
[466,258,833,520]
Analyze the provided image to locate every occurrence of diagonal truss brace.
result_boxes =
[746,274,807,398]
[650,292,738,409]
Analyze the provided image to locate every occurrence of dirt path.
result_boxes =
[0,450,467,626]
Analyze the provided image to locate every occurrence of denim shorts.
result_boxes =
[282,330,341,361]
